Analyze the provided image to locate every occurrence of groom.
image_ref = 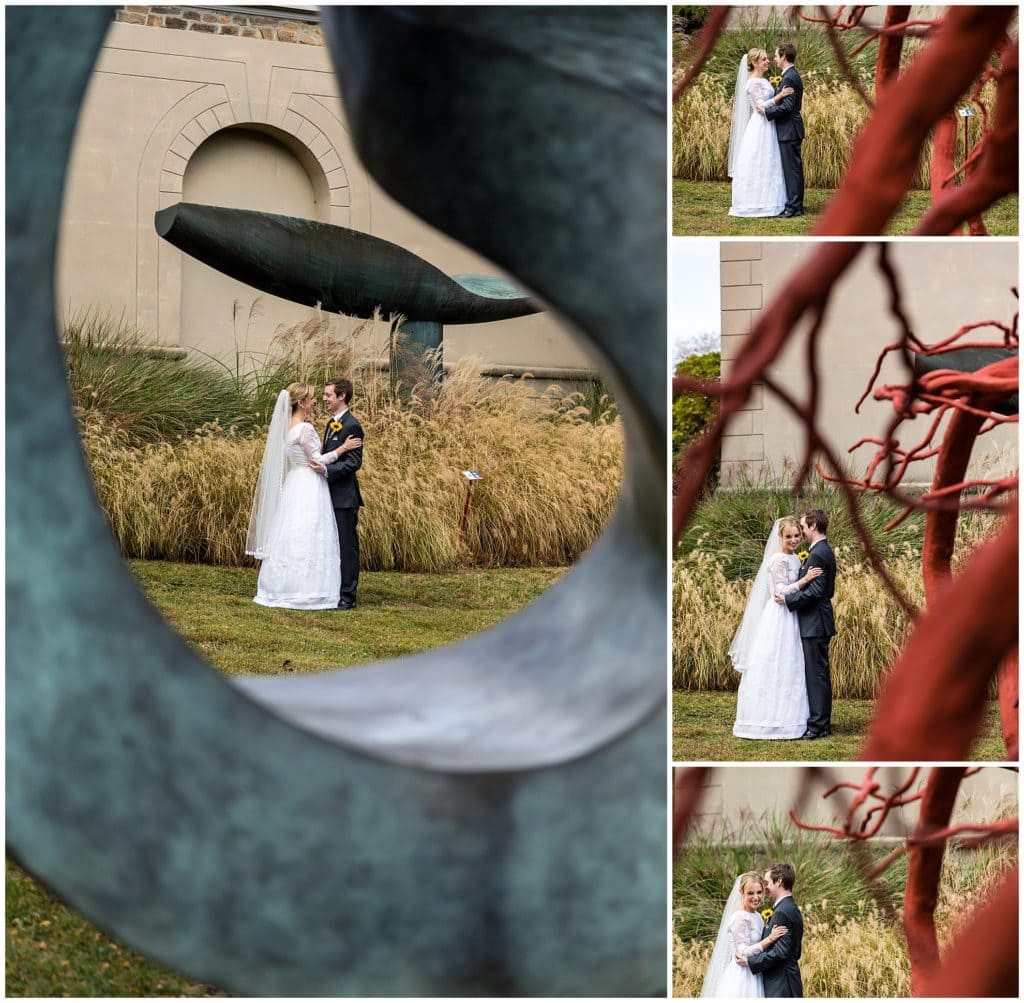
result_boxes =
[736,863,804,996]
[760,41,804,217]
[775,508,837,739]
[322,377,364,610]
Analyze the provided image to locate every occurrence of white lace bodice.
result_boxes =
[745,77,775,113]
[286,422,333,471]
[728,909,766,957]
[766,552,802,597]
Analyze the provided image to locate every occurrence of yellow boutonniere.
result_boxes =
[797,550,809,562]
[769,74,783,87]
[329,420,343,433]
[760,907,774,923]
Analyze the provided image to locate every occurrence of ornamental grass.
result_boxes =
[73,313,622,571]
[672,814,1016,997]
[672,549,925,697]
[672,475,1007,696]
[672,56,995,190]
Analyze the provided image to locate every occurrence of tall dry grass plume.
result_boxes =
[673,473,1010,696]
[672,52,1000,190]
[673,909,911,997]
[673,549,925,697]
[673,812,1016,998]
[674,80,934,189]
[75,313,622,571]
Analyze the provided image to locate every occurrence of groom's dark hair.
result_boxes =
[767,862,795,890]
[776,41,797,64]
[802,508,829,534]
[327,376,354,404]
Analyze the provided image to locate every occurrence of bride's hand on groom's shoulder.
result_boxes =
[802,566,824,586]
[767,924,788,943]
[340,435,363,453]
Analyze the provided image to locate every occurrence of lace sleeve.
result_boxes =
[297,424,333,467]
[729,913,762,957]
[747,79,773,111]
[768,555,799,595]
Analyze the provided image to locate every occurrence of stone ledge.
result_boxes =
[115,6,325,44]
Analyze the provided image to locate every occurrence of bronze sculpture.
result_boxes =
[7,7,667,995]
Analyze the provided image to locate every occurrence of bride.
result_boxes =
[729,517,821,739]
[700,872,788,997]
[246,382,361,609]
[727,48,793,217]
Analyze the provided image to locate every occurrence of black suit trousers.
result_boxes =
[334,507,360,606]
[802,636,832,733]
[779,138,804,212]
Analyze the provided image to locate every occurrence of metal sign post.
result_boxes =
[456,470,483,559]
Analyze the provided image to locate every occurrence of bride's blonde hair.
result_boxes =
[746,47,768,71]
[738,870,765,895]
[287,381,316,412]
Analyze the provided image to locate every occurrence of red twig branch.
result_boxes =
[920,866,1019,997]
[814,6,1016,235]
[862,508,1019,760]
[875,6,912,95]
[913,37,1018,235]
[672,766,710,858]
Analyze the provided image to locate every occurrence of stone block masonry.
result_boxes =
[115,6,324,44]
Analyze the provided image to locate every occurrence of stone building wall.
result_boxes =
[115,6,324,45]
[58,16,597,384]
[689,766,1017,839]
[719,241,1018,486]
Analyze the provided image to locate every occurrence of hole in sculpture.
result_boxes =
[56,32,623,693]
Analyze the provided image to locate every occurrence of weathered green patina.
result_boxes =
[914,347,1019,415]
[7,6,667,996]
[154,201,541,375]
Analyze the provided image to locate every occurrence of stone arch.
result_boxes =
[136,85,371,348]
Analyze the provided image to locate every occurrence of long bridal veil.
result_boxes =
[726,54,751,178]
[728,517,786,673]
[700,876,744,997]
[245,389,290,559]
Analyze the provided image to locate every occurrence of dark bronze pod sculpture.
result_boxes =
[155,201,541,324]
[913,346,1019,415]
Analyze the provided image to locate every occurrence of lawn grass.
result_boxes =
[672,179,1019,236]
[672,690,1006,761]
[130,559,567,675]
[5,860,224,997]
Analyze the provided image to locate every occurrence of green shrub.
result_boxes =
[673,351,720,455]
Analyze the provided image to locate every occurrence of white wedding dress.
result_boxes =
[729,77,787,218]
[732,552,809,739]
[702,909,766,998]
[254,422,341,609]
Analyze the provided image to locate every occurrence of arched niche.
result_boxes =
[178,124,330,361]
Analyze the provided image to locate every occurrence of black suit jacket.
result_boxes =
[765,65,804,142]
[322,411,364,510]
[746,895,804,997]
[784,539,836,638]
